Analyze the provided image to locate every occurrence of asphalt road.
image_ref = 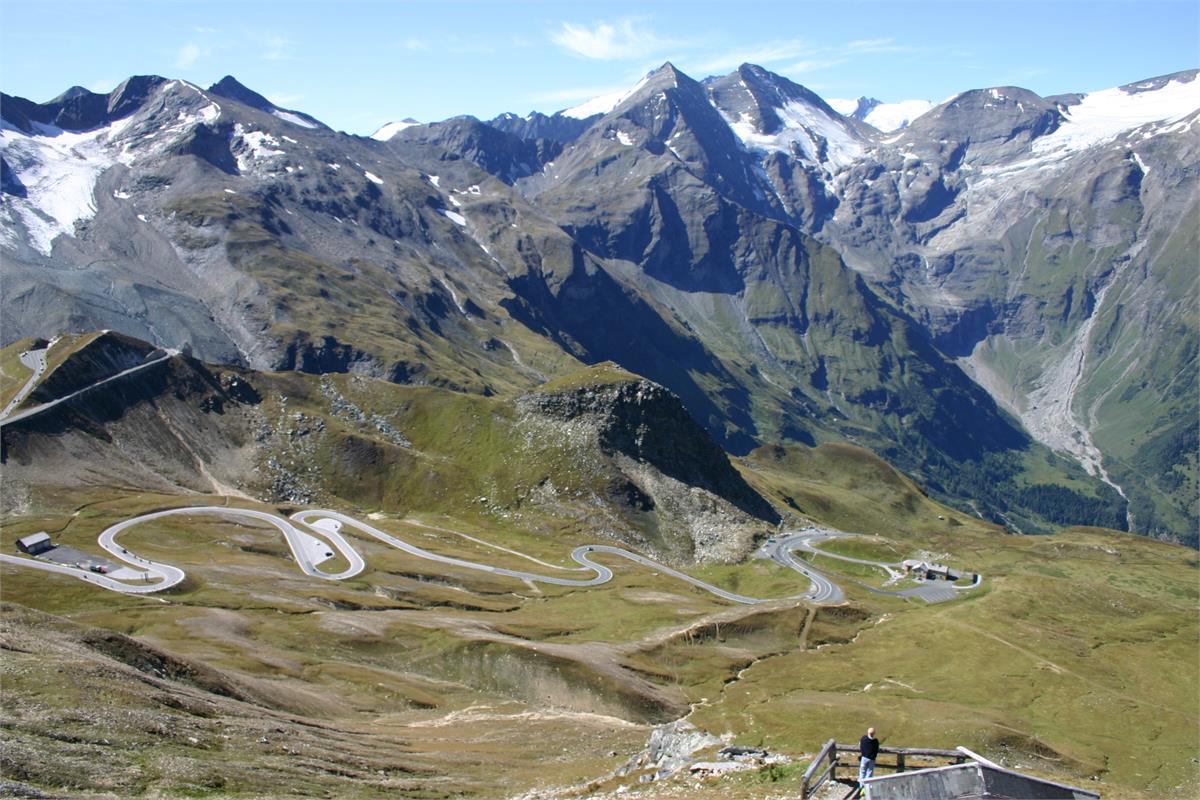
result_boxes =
[2,508,979,605]
[760,534,845,603]
[293,510,814,604]
[4,507,839,604]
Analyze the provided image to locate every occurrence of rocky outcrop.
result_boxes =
[523,376,777,523]
[518,371,778,562]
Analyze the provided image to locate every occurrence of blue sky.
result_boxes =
[2,0,1197,135]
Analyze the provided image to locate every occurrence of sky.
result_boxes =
[2,0,1197,135]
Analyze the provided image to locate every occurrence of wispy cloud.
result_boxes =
[845,37,917,55]
[526,84,627,105]
[403,37,428,51]
[193,25,219,34]
[686,36,921,80]
[785,58,847,74]
[175,42,204,68]
[262,34,295,61]
[550,18,678,60]
[691,39,811,74]
[89,78,117,93]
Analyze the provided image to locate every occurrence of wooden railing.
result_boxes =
[800,742,969,798]
[800,739,838,798]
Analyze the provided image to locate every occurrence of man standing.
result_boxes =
[859,726,880,784]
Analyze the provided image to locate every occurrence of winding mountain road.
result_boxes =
[2,507,979,606]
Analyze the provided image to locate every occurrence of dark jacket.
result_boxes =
[860,735,880,760]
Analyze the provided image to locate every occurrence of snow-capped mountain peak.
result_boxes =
[706,64,868,168]
[208,76,324,130]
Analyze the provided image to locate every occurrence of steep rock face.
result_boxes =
[518,369,779,562]
[522,373,778,523]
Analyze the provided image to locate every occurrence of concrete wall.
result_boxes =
[866,763,1099,800]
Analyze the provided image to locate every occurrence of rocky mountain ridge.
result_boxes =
[2,64,1195,542]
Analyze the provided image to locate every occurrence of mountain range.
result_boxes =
[2,62,1196,544]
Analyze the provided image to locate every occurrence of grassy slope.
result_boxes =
[169,190,582,399]
[0,360,1194,798]
[2,443,1196,799]
[737,442,988,536]
[1085,202,1200,543]
[690,527,1198,799]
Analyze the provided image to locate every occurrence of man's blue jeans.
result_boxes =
[859,756,876,782]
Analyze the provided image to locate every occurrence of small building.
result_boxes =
[862,761,1100,799]
[16,532,53,556]
[902,559,959,581]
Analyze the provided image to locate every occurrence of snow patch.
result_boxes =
[863,99,933,132]
[272,109,318,129]
[440,209,466,226]
[371,120,419,141]
[112,189,131,199]
[826,98,858,115]
[615,130,634,146]
[427,174,440,187]
[561,74,652,119]
[722,100,864,167]
[364,170,384,184]
[233,123,285,173]
[822,98,932,132]
[0,121,123,255]
[1033,75,1200,158]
